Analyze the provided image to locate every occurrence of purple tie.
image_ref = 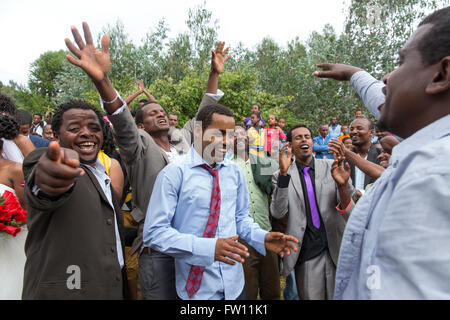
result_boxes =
[303,166,321,229]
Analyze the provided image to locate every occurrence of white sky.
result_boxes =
[0,0,348,87]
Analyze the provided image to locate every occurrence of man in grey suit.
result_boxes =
[64,22,230,299]
[271,124,354,300]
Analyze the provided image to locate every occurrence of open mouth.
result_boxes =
[76,141,98,153]
[300,144,310,150]
[157,118,168,125]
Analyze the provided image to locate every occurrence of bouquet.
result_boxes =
[0,190,26,238]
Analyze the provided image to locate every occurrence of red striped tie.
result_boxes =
[185,164,221,298]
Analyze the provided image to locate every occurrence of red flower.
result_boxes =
[0,191,27,237]
[0,223,21,237]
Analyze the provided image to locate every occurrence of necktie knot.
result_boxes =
[201,164,218,177]
[303,166,311,175]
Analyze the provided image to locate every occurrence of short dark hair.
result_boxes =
[196,103,234,132]
[0,94,17,117]
[0,114,20,140]
[251,112,261,120]
[135,108,144,125]
[52,100,105,135]
[351,117,374,130]
[287,124,312,142]
[138,99,149,104]
[418,6,450,66]
[33,113,42,119]
[16,109,33,126]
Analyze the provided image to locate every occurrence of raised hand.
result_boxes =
[137,80,145,92]
[65,22,111,83]
[35,142,85,195]
[314,63,363,81]
[330,144,351,186]
[214,235,249,265]
[211,41,231,74]
[264,232,299,258]
[279,142,293,176]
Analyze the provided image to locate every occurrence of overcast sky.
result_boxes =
[0,0,348,86]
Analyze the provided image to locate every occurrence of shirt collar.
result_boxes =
[296,157,315,171]
[392,114,450,160]
[187,146,230,169]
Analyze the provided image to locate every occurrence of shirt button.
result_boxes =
[107,219,112,225]
[111,247,115,253]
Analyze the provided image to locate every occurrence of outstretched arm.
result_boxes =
[314,63,385,120]
[329,138,385,180]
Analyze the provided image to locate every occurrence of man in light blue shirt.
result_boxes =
[315,7,450,299]
[313,124,333,159]
[328,117,342,139]
[144,103,298,300]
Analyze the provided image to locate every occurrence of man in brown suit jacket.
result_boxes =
[22,101,128,299]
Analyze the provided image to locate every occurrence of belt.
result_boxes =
[142,247,159,254]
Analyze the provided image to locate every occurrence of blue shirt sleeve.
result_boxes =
[143,166,216,267]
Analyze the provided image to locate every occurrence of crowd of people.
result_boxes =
[0,6,450,300]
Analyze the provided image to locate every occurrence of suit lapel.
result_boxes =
[288,162,306,214]
[81,165,111,207]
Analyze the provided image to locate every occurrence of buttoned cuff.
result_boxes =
[205,89,224,101]
[190,237,217,267]
[99,90,128,116]
[277,174,291,188]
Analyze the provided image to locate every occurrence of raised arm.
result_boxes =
[125,80,145,106]
[65,22,122,114]
[182,41,231,144]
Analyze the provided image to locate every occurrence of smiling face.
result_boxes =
[55,108,103,165]
[198,113,235,165]
[290,126,313,165]
[141,103,170,134]
[350,118,373,149]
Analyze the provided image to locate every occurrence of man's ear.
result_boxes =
[426,57,450,95]
[137,123,144,130]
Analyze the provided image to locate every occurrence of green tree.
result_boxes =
[28,50,66,98]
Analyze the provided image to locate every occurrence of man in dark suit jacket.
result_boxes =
[22,101,128,300]
[348,118,381,196]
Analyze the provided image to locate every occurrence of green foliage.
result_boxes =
[146,68,294,128]
[28,50,66,98]
[6,0,449,134]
